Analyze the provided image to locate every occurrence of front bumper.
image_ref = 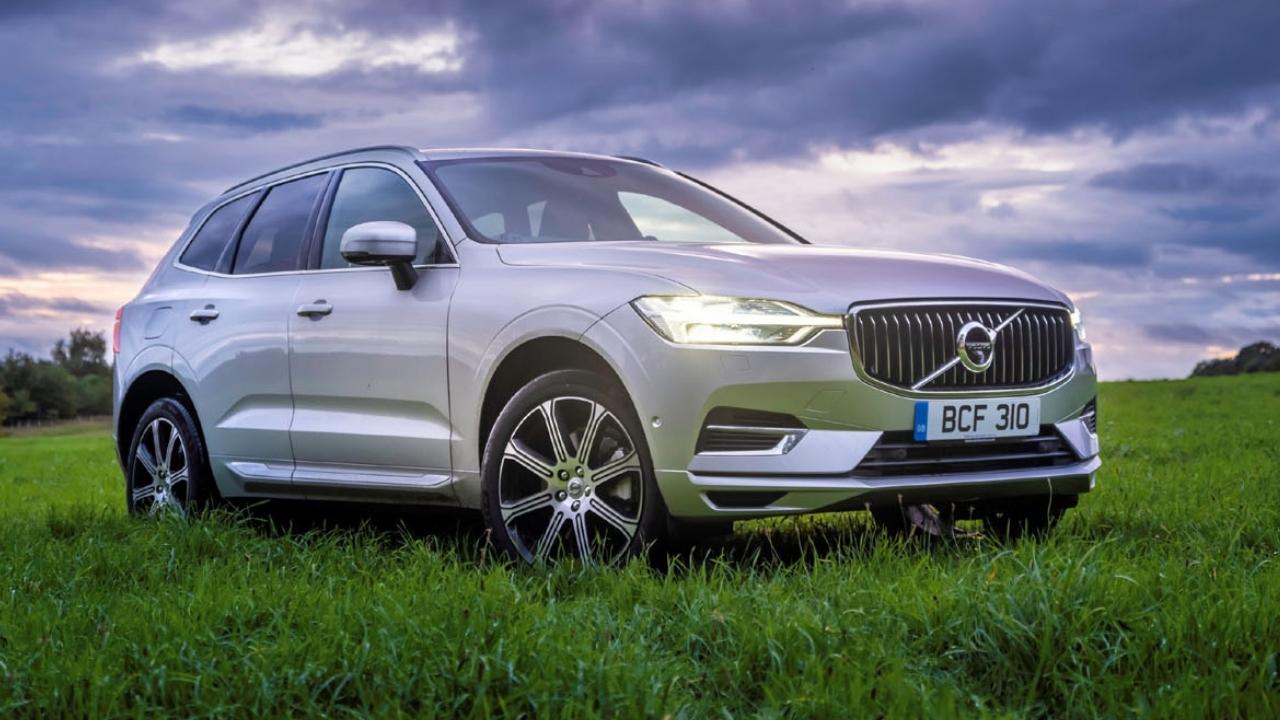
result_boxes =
[583,305,1100,520]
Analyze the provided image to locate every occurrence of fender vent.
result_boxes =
[706,491,786,508]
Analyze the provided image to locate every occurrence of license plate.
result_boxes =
[913,398,1040,441]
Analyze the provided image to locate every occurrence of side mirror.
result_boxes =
[341,221,419,290]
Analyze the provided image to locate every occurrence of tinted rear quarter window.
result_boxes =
[232,173,328,275]
[179,194,256,271]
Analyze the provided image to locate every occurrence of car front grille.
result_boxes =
[853,427,1079,477]
[848,302,1075,392]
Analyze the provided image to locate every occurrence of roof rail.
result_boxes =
[222,145,421,194]
[615,155,664,168]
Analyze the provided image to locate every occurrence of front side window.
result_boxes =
[180,193,256,271]
[319,168,446,269]
[232,173,328,275]
[425,157,800,245]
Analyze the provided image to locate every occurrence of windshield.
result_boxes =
[423,157,801,245]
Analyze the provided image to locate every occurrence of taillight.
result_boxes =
[113,307,123,354]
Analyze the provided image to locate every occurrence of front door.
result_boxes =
[287,166,458,500]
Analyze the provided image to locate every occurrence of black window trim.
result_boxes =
[175,189,261,274]
[217,189,265,273]
[172,161,458,279]
[305,169,344,270]
[226,170,331,276]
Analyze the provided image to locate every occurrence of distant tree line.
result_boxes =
[1190,341,1280,377]
[0,329,112,424]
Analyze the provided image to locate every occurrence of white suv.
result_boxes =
[113,146,1099,564]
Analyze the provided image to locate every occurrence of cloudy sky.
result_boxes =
[1,0,1277,379]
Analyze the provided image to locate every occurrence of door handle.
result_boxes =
[189,305,219,323]
[296,301,333,318]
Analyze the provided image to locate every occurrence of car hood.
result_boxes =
[496,242,1069,314]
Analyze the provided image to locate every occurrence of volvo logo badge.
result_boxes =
[956,321,996,373]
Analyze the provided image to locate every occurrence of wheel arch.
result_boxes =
[116,370,203,468]
[478,336,632,462]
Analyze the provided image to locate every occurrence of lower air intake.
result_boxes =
[854,427,1079,477]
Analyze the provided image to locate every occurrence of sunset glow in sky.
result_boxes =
[1,0,1277,379]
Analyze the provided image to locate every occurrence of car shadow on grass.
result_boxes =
[228,498,490,551]
[225,500,986,572]
[666,516,993,572]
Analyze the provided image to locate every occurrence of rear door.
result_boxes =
[287,165,459,500]
[174,172,329,495]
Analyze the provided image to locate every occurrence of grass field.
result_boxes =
[1,376,1277,718]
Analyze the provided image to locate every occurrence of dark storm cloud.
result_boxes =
[1160,205,1264,226]
[448,0,919,137]
[1144,323,1216,345]
[0,232,142,275]
[429,0,1280,162]
[996,239,1155,269]
[3,0,1279,205]
[0,292,111,316]
[167,105,323,132]
[1175,223,1280,266]
[1090,163,1278,198]
[1143,322,1280,347]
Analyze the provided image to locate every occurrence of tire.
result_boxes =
[981,495,1074,541]
[125,397,214,516]
[480,369,665,565]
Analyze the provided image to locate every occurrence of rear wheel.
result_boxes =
[481,370,664,565]
[125,397,213,516]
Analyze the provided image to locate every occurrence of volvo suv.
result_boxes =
[113,146,1099,563]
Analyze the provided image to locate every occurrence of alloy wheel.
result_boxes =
[130,417,191,515]
[497,396,645,564]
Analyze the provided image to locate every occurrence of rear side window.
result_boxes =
[232,173,328,275]
[179,194,255,271]
[319,168,446,269]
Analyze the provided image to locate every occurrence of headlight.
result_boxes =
[1070,307,1086,342]
[631,295,843,345]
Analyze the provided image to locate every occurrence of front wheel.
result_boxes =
[481,370,664,565]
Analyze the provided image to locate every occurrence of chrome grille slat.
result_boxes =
[946,311,959,387]
[999,311,1011,386]
[1015,313,1026,385]
[1031,313,1039,381]
[895,314,904,385]
[849,302,1074,392]
[915,313,925,386]
[904,313,915,385]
